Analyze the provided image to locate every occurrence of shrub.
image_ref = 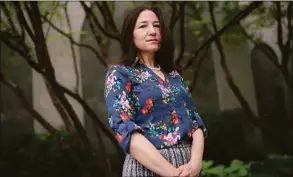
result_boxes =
[0,130,123,177]
[201,154,293,177]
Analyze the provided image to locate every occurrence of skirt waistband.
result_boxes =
[161,139,192,150]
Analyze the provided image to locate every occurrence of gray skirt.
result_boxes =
[122,141,194,177]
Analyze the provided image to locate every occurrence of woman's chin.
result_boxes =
[145,46,160,53]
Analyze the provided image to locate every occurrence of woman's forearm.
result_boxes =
[190,128,205,165]
[129,132,178,176]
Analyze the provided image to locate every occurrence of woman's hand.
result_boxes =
[178,161,202,177]
[169,167,184,177]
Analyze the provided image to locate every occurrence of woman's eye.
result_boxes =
[154,24,160,28]
[139,25,146,28]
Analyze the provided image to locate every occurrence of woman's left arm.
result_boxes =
[190,128,204,169]
[178,129,204,177]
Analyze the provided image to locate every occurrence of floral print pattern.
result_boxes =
[134,69,152,83]
[104,64,207,153]
[105,69,120,97]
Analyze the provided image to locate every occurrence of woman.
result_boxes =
[104,6,208,177]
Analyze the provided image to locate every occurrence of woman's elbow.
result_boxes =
[129,132,142,152]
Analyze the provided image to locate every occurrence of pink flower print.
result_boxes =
[120,92,130,110]
[162,130,181,146]
[159,85,169,96]
[120,112,128,122]
[106,72,116,89]
[169,70,179,78]
[141,71,151,78]
[115,133,123,143]
[136,71,151,80]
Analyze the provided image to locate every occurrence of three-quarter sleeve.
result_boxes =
[191,106,208,138]
[104,65,142,153]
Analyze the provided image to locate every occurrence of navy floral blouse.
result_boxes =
[104,62,208,154]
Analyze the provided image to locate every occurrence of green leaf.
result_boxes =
[238,168,249,176]
[202,160,214,169]
[207,165,225,175]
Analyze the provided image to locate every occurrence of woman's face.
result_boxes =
[133,10,162,53]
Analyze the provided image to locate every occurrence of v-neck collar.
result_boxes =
[139,63,168,83]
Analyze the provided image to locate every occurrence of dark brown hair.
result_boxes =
[118,6,176,73]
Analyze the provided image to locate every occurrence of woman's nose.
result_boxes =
[148,26,156,35]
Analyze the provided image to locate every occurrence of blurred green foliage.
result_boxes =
[1,130,291,177]
[0,129,123,177]
[202,155,292,177]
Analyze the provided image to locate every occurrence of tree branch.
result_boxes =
[0,72,59,135]
[188,45,210,93]
[0,30,77,133]
[101,1,119,34]
[284,1,293,67]
[0,72,91,173]
[175,2,186,68]
[238,24,257,45]
[30,2,116,139]
[1,2,91,149]
[59,83,123,154]
[0,31,43,73]
[27,2,54,72]
[94,2,119,36]
[238,23,293,92]
[208,1,269,132]
[0,5,77,134]
[169,2,180,32]
[180,1,264,71]
[29,2,93,151]
[93,2,108,25]
[276,2,284,56]
[82,3,106,58]
[44,2,61,38]
[238,23,281,68]
[0,2,18,34]
[12,2,36,42]
[42,14,107,67]
[80,1,120,41]
[28,2,77,133]
[64,1,80,93]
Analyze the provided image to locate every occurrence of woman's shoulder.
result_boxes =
[105,64,132,77]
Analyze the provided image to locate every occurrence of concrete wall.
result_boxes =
[211,40,258,114]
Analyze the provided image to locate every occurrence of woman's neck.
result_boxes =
[139,52,156,67]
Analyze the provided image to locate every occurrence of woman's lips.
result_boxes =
[146,39,157,41]
[146,39,159,44]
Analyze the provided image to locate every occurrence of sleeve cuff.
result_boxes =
[116,121,143,154]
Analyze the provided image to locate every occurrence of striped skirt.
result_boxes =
[122,141,197,177]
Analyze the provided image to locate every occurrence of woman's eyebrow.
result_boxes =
[138,20,160,24]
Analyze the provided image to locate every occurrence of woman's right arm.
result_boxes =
[104,66,181,176]
[130,132,181,176]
